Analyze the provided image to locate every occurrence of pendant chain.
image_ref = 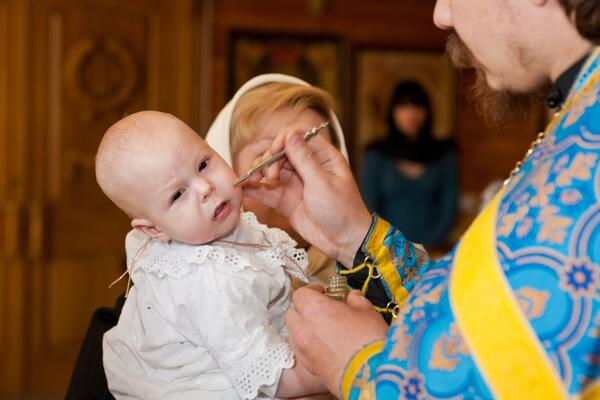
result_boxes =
[503,130,549,187]
[502,54,600,187]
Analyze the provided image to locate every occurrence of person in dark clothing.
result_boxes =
[360,80,458,248]
[65,294,124,400]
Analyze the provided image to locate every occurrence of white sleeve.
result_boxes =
[186,261,294,400]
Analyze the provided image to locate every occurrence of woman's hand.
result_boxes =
[241,130,372,267]
[285,286,389,397]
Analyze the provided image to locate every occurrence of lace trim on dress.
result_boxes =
[241,212,295,246]
[241,212,309,282]
[229,340,294,400]
[128,238,309,281]
[126,212,309,280]
[255,245,308,282]
[130,243,262,279]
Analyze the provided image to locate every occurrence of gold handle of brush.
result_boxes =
[233,121,329,186]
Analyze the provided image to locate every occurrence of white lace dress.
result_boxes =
[103,212,308,400]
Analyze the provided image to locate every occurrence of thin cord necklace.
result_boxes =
[108,237,305,294]
[215,239,271,249]
[108,237,152,297]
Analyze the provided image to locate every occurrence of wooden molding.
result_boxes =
[198,0,213,134]
[48,13,62,201]
[1,0,28,395]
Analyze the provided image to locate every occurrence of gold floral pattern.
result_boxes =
[559,188,584,206]
[552,155,570,174]
[401,265,419,285]
[516,216,534,238]
[412,284,444,308]
[531,183,556,208]
[354,364,375,399]
[428,323,468,372]
[390,325,412,360]
[498,205,529,237]
[556,153,597,187]
[537,206,573,244]
[500,150,595,244]
[515,287,550,319]
[563,90,597,128]
[357,382,376,400]
[530,162,555,208]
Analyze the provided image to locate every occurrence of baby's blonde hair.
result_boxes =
[95,111,178,217]
[230,82,339,156]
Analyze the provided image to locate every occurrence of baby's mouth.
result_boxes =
[213,200,231,221]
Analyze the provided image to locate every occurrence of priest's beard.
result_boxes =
[446,33,548,127]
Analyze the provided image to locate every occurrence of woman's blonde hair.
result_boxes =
[230,82,340,156]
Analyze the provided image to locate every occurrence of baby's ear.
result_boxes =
[131,218,171,241]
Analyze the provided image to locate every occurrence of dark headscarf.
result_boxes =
[368,80,454,164]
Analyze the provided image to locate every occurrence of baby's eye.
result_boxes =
[172,190,183,203]
[198,159,209,172]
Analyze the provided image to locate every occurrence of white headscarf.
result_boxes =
[205,73,348,167]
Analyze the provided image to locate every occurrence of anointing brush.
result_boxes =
[233,121,329,186]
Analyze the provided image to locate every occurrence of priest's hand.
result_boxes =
[285,285,389,398]
[241,130,372,267]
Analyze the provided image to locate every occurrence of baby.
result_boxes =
[97,111,325,399]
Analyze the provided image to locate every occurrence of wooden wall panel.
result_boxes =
[46,257,122,348]
[210,0,541,197]
[0,0,203,397]
[0,0,27,395]
[23,0,204,395]
[211,0,447,116]
[26,1,157,394]
[0,0,7,382]
[0,0,5,202]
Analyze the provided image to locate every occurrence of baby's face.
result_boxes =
[131,122,242,244]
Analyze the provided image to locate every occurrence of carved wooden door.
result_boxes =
[1,0,27,395]
[27,0,154,395]
[0,0,203,397]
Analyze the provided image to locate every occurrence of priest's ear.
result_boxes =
[131,218,171,241]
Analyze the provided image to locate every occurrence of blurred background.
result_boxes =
[0,0,545,398]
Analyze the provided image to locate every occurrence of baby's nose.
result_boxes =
[193,179,214,201]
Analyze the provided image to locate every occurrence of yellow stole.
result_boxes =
[450,192,569,398]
